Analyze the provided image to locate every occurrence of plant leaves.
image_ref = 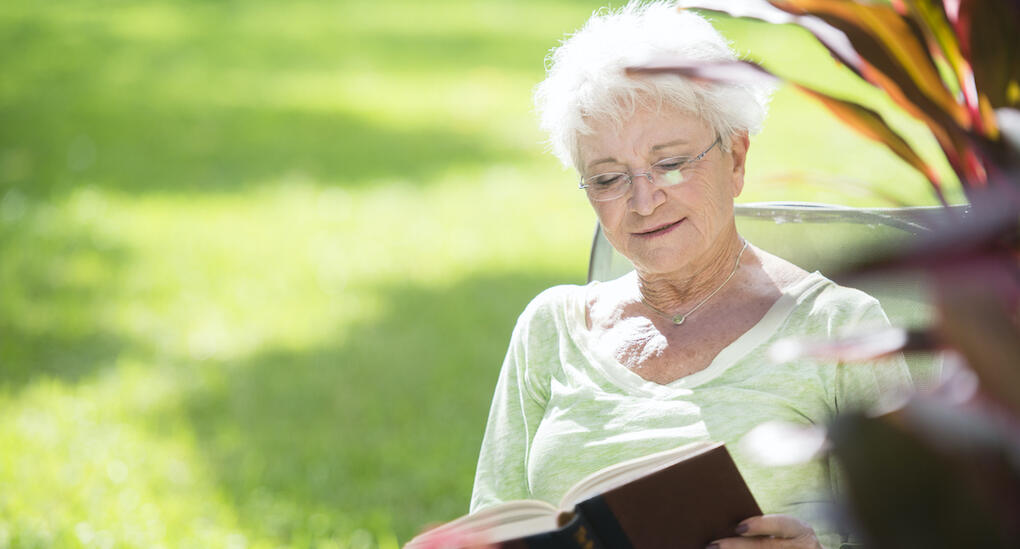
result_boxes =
[677,0,864,78]
[794,84,946,200]
[627,59,780,85]
[676,1,984,189]
[628,60,947,201]
[938,284,1020,416]
[762,0,1005,192]
[832,186,1018,289]
[829,408,1020,548]
[769,326,928,363]
[901,1,983,129]
[957,0,1020,111]
[768,0,970,132]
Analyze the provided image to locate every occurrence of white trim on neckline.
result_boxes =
[566,271,829,397]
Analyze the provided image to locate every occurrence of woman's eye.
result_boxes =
[593,174,624,186]
[656,159,686,171]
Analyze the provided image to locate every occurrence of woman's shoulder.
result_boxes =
[524,283,589,310]
[505,283,593,360]
[514,282,592,328]
[787,272,890,334]
[755,246,882,315]
[796,272,880,310]
[514,276,639,337]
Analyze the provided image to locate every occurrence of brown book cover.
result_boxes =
[405,442,761,549]
[578,442,762,548]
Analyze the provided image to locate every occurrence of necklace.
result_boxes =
[641,239,749,326]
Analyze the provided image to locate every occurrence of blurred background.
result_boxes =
[0,1,962,548]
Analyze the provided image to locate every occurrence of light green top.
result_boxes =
[469,272,912,549]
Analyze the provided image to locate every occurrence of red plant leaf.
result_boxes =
[763,0,1007,192]
[677,1,864,77]
[938,284,1020,416]
[628,60,947,202]
[833,186,1019,285]
[902,1,983,129]
[678,1,988,190]
[769,326,933,363]
[957,0,1020,112]
[768,0,970,132]
[795,85,947,201]
[628,59,779,85]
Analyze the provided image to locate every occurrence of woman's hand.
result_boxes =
[706,514,822,549]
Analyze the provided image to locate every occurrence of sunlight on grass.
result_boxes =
[3,371,242,547]
[0,168,592,547]
[94,165,591,357]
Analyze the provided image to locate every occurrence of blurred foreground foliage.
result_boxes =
[664,1,1019,547]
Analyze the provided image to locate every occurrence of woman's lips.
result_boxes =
[633,218,684,238]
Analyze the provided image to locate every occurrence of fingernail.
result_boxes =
[735,523,749,534]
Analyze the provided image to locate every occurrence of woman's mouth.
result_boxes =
[634,219,684,238]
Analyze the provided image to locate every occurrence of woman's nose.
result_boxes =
[628,173,665,215]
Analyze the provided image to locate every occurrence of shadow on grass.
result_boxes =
[174,269,579,543]
[0,2,547,199]
[0,219,134,390]
[1,99,529,198]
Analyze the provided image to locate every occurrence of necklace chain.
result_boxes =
[641,239,749,326]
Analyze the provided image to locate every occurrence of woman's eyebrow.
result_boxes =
[586,138,693,169]
[586,157,618,170]
[652,138,691,152]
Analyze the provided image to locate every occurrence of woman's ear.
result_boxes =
[728,131,750,198]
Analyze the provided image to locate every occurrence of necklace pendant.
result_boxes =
[672,314,686,325]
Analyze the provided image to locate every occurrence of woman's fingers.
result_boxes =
[705,514,822,549]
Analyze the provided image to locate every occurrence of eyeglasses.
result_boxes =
[578,137,721,202]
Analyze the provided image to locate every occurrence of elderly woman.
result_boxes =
[469,3,910,549]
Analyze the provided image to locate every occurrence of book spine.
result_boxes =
[575,496,634,549]
[498,510,608,549]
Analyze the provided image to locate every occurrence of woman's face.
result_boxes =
[577,104,749,278]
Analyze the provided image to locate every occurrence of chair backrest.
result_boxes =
[587,202,966,391]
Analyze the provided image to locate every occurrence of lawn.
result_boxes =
[0,1,959,547]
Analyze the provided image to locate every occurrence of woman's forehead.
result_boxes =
[578,106,713,168]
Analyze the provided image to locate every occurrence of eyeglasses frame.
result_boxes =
[578,136,722,202]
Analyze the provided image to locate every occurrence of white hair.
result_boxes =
[534,1,775,171]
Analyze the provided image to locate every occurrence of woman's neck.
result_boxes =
[635,231,748,315]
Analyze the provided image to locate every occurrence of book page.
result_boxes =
[559,440,719,509]
[405,500,558,548]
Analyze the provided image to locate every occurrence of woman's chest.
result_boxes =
[587,289,778,384]
[592,315,756,384]
[610,331,731,384]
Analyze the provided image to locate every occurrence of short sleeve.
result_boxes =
[818,290,913,547]
[831,298,913,415]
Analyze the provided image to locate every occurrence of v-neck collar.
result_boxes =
[566,272,828,397]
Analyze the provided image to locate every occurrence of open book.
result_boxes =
[406,441,761,549]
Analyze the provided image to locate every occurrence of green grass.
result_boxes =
[0,1,961,547]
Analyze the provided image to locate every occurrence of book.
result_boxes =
[405,441,761,549]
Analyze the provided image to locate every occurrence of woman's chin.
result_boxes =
[623,236,697,274]
[628,251,695,278]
